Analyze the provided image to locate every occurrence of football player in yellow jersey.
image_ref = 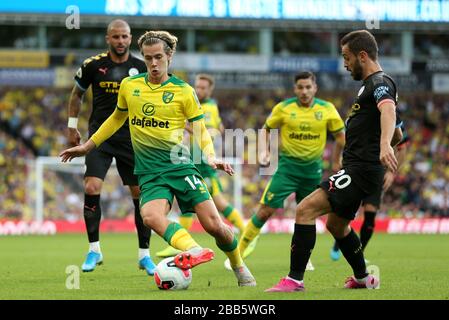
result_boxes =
[156,74,246,258]
[225,71,345,270]
[60,30,256,287]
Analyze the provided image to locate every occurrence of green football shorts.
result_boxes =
[260,170,321,209]
[139,168,211,214]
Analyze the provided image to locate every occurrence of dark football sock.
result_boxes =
[360,211,376,251]
[84,194,101,243]
[134,199,151,249]
[288,224,316,281]
[336,228,368,279]
[333,241,339,251]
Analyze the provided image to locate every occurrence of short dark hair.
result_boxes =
[295,71,316,83]
[340,30,378,61]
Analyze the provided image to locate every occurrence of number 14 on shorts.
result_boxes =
[184,175,205,190]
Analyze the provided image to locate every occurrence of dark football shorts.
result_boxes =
[320,165,384,220]
[85,139,138,186]
[362,187,382,208]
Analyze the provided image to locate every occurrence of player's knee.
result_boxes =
[258,206,274,221]
[202,216,223,237]
[295,199,314,221]
[84,181,101,195]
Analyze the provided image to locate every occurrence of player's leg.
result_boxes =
[128,185,156,275]
[324,167,380,289]
[156,214,193,258]
[239,172,295,258]
[327,213,378,289]
[209,175,245,235]
[238,204,275,257]
[266,188,331,292]
[295,177,322,271]
[81,147,112,272]
[360,203,378,252]
[330,240,341,261]
[116,150,156,275]
[192,199,256,286]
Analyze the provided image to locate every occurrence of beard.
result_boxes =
[110,45,128,57]
[351,59,363,81]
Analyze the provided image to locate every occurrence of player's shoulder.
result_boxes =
[127,72,147,82]
[129,54,147,67]
[204,98,218,107]
[279,97,297,108]
[81,52,109,67]
[313,98,335,109]
[167,75,189,87]
[369,71,396,88]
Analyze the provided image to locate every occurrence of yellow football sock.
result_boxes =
[163,222,199,251]
[179,213,194,230]
[238,214,264,254]
[217,236,242,268]
[222,205,245,234]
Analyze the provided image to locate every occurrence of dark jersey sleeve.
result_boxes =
[74,59,94,91]
[373,78,397,105]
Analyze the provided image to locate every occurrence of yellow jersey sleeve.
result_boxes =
[326,103,345,133]
[184,87,204,122]
[265,102,284,129]
[116,77,129,111]
[212,104,222,127]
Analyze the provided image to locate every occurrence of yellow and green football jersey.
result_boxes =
[265,97,344,161]
[202,98,222,130]
[191,98,222,177]
[117,73,204,175]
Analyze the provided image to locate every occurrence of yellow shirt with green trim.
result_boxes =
[117,73,204,175]
[202,98,222,130]
[265,97,344,178]
[191,98,222,176]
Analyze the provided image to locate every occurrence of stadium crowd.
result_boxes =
[1,86,448,220]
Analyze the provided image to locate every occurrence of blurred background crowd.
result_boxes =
[1,0,449,221]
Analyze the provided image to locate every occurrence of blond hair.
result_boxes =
[137,30,178,56]
[196,73,215,89]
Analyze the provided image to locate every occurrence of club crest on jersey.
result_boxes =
[162,91,174,104]
[314,111,323,121]
[129,68,139,76]
[142,103,156,116]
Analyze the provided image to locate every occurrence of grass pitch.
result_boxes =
[1,233,448,300]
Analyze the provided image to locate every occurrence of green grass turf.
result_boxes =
[0,233,448,300]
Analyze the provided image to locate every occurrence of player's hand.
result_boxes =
[207,156,234,176]
[380,143,398,173]
[60,140,95,162]
[259,150,270,166]
[383,170,395,191]
[67,128,81,146]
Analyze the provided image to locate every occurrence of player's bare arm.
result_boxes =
[379,101,398,172]
[331,130,345,172]
[67,85,85,146]
[259,127,271,166]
